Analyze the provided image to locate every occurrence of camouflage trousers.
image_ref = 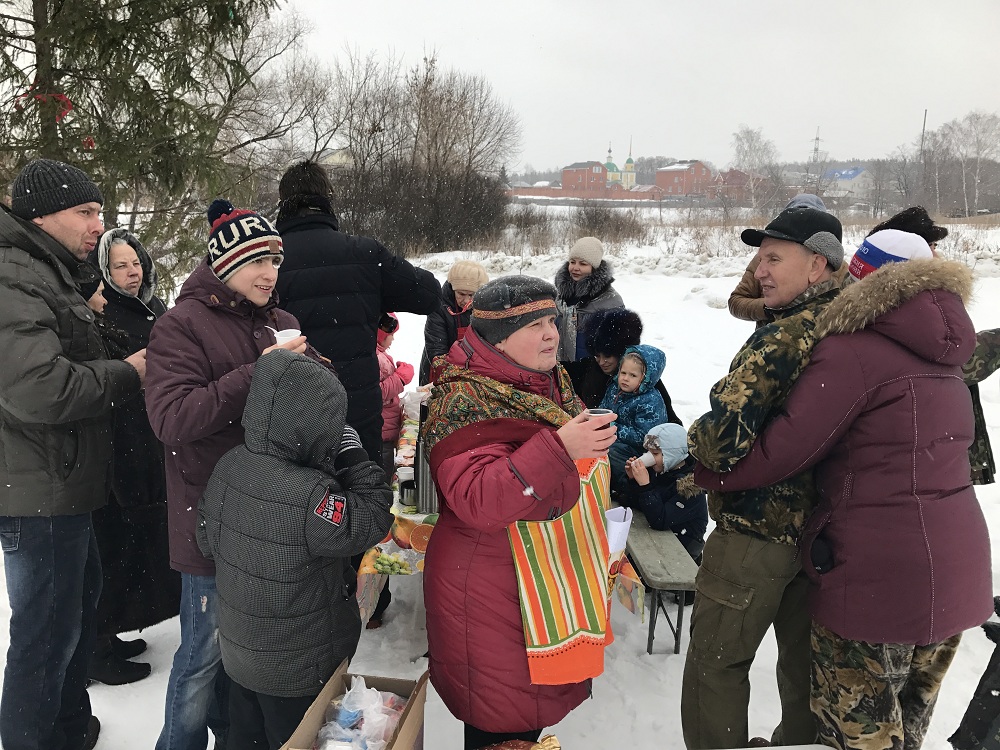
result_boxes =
[811,622,961,750]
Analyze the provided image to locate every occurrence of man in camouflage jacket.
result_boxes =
[682,204,844,749]
[964,328,1000,484]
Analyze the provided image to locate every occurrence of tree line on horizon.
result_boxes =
[515,112,1000,221]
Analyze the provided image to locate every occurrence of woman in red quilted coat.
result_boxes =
[422,276,617,750]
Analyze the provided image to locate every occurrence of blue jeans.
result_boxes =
[156,573,229,750]
[1,514,102,750]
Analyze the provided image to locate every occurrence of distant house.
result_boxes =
[821,166,873,199]
[655,160,712,196]
[710,169,774,205]
[317,147,353,172]
[562,161,607,191]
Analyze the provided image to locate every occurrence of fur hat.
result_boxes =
[471,275,558,345]
[569,236,604,268]
[741,206,844,271]
[585,308,643,358]
[447,260,489,294]
[11,159,103,220]
[642,423,689,470]
[377,312,399,347]
[848,229,934,281]
[206,199,283,282]
[868,206,948,245]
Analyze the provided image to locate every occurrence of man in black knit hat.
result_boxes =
[0,159,146,750]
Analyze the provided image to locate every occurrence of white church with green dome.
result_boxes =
[603,143,636,190]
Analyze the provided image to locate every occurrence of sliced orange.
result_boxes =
[409,524,434,553]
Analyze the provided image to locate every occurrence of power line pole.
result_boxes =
[919,108,928,203]
[808,127,823,194]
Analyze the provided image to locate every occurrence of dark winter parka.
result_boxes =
[419,281,471,384]
[198,350,392,697]
[144,258,308,574]
[0,205,141,516]
[275,213,441,459]
[554,261,624,363]
[91,229,168,519]
[89,230,179,632]
[695,260,993,645]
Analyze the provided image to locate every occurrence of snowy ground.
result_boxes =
[2,242,999,749]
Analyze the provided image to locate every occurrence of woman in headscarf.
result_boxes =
[422,275,617,750]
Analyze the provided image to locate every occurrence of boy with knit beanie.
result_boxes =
[145,199,324,750]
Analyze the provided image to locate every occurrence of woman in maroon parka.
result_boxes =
[696,234,993,750]
[421,275,617,750]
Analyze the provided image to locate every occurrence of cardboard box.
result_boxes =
[281,660,429,750]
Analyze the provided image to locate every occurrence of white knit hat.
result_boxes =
[848,229,934,281]
[568,236,604,267]
[447,260,489,293]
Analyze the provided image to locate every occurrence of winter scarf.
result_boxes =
[424,360,614,685]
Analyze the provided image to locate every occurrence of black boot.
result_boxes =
[111,634,147,660]
[82,716,100,750]
[88,636,151,685]
[87,653,152,685]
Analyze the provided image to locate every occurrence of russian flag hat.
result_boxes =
[206,198,283,281]
[848,229,934,282]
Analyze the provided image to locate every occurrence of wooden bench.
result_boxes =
[625,511,699,655]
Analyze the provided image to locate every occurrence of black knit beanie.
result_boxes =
[471,275,558,345]
[11,159,103,220]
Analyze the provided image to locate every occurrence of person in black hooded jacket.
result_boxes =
[84,229,181,685]
[274,161,441,462]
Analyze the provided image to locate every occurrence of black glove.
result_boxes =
[810,537,834,574]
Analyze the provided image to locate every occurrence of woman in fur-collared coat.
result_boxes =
[554,237,624,385]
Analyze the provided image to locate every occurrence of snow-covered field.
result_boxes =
[2,239,999,749]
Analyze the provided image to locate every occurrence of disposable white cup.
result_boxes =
[273,328,301,345]
[639,452,657,467]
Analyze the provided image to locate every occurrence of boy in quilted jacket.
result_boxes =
[198,350,392,748]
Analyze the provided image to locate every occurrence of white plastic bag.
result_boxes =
[316,676,406,750]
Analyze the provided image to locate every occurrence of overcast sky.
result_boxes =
[289,0,1000,172]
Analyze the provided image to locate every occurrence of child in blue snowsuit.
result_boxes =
[622,423,708,562]
[599,344,668,489]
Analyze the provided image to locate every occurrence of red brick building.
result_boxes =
[655,160,712,196]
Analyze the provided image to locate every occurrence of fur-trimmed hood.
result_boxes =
[816,258,975,366]
[555,259,616,306]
